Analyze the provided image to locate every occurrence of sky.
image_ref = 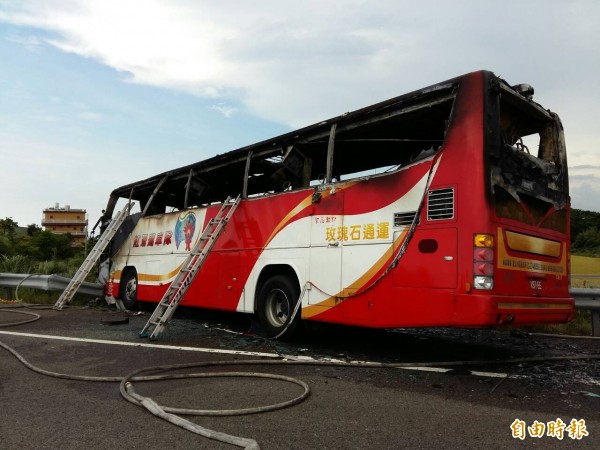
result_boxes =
[1,0,599,232]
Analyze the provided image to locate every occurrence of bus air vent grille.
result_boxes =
[427,188,454,220]
[394,211,417,227]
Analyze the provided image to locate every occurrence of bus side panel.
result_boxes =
[176,189,313,310]
[111,211,205,302]
[301,160,436,325]
[303,71,487,328]
[392,228,457,289]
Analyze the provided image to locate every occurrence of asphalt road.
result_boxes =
[0,304,599,449]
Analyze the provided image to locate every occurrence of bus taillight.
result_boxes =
[473,234,494,290]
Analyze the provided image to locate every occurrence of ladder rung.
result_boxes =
[54,202,131,310]
[139,195,240,339]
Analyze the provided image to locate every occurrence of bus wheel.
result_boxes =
[120,270,138,310]
[257,275,301,339]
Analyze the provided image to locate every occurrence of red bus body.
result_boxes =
[105,70,573,333]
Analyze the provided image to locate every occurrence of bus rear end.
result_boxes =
[462,76,573,326]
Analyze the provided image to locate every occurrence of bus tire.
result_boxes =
[257,275,301,339]
[120,269,138,310]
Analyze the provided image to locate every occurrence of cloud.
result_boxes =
[1,0,236,95]
[0,130,154,228]
[570,165,600,172]
[210,102,236,118]
[4,32,43,52]
[77,111,103,121]
[2,1,600,126]
[1,0,600,214]
[568,172,600,212]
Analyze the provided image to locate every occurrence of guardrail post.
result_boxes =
[2,287,12,300]
[592,311,600,337]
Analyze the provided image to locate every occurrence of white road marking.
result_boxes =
[0,330,279,358]
[0,329,510,378]
[402,366,509,378]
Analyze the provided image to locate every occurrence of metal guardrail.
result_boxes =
[0,272,598,333]
[571,288,600,309]
[571,287,600,337]
[0,273,103,298]
[0,271,597,305]
[570,275,600,335]
[570,274,600,288]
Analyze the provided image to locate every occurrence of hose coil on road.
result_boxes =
[2,304,600,449]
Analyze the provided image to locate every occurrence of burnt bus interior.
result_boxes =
[489,80,569,233]
[105,81,459,222]
[103,71,568,236]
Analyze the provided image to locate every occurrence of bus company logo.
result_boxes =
[175,211,197,251]
[501,258,564,274]
[325,222,391,242]
[133,231,172,248]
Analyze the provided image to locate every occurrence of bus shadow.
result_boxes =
[164,306,533,365]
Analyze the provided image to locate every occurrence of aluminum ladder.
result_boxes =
[53,203,131,310]
[139,195,241,340]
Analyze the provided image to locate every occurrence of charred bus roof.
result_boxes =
[106,70,553,217]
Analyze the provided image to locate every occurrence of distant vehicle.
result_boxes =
[102,70,573,338]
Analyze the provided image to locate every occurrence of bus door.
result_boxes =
[308,188,344,305]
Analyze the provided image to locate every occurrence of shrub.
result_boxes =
[0,254,36,273]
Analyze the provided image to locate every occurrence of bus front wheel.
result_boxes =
[120,270,138,310]
[257,275,301,339]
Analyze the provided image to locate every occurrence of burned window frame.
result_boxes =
[104,79,461,220]
[486,76,569,232]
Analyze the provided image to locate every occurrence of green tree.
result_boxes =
[54,233,75,259]
[572,227,600,251]
[22,231,74,260]
[0,238,11,257]
[0,217,18,242]
[27,223,42,236]
[571,209,600,243]
[0,217,19,257]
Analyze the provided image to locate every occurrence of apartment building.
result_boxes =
[41,203,88,246]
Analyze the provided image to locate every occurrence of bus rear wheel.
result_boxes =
[120,269,138,310]
[257,275,301,339]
